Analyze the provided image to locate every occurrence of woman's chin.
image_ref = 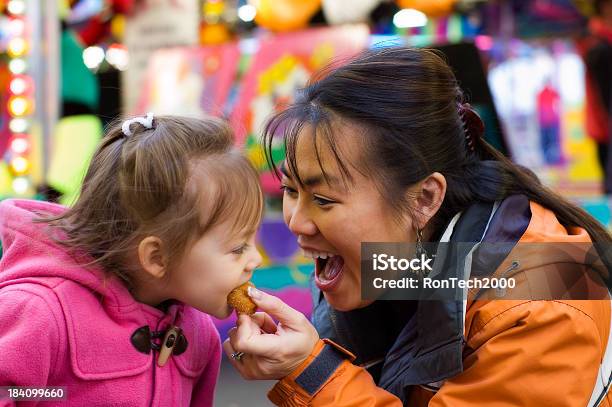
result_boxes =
[322,272,373,311]
[323,291,371,312]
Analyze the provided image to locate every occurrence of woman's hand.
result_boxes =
[223,287,320,380]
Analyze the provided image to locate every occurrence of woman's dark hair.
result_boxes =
[263,47,612,244]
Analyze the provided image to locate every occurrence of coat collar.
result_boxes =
[379,198,508,398]
[52,275,209,380]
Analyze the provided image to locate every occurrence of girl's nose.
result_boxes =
[246,248,263,272]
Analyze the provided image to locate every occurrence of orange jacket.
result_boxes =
[268,201,612,406]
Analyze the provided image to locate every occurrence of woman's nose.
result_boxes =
[285,203,317,237]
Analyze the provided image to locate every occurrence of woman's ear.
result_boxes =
[138,236,167,279]
[410,172,447,229]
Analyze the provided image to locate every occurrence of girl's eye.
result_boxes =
[232,244,248,255]
[313,195,335,207]
[280,185,298,198]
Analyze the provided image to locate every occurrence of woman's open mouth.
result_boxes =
[303,249,345,291]
[310,254,344,292]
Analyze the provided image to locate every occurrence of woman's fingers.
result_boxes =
[223,338,241,368]
[231,314,281,356]
[247,287,307,330]
[251,312,278,334]
[223,338,255,379]
[227,326,237,338]
[225,299,320,380]
[222,337,235,357]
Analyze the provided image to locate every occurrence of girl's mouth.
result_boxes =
[314,255,345,291]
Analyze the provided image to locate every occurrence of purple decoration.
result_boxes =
[437,17,448,41]
[258,219,300,263]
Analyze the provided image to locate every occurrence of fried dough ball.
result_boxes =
[227,281,257,315]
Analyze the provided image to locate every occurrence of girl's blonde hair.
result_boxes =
[42,115,263,286]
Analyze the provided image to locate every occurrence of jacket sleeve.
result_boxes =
[269,301,606,406]
[0,286,62,407]
[268,339,403,406]
[429,300,604,407]
[190,316,222,407]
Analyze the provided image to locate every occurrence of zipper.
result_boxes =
[495,260,520,298]
[329,304,360,356]
[361,357,385,370]
[328,308,346,345]
[322,287,347,347]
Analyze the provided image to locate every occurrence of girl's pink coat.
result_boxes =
[0,199,221,406]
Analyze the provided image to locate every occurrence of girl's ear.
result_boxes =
[410,172,447,230]
[138,236,167,279]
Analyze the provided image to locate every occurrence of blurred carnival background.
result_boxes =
[0,0,611,404]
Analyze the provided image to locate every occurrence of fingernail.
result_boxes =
[248,286,262,301]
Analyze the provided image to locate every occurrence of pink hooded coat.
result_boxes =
[0,199,221,406]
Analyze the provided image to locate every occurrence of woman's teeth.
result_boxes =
[302,249,336,260]
[316,254,345,288]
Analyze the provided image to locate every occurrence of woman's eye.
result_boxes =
[313,196,335,207]
[280,185,298,197]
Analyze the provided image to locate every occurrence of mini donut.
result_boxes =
[227,281,257,315]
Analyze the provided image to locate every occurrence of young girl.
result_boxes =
[0,114,263,406]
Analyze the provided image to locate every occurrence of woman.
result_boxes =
[223,47,612,406]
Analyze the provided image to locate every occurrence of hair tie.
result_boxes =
[122,112,155,137]
[457,103,484,152]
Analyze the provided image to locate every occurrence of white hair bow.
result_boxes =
[122,112,155,136]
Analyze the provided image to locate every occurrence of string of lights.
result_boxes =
[6,0,33,195]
